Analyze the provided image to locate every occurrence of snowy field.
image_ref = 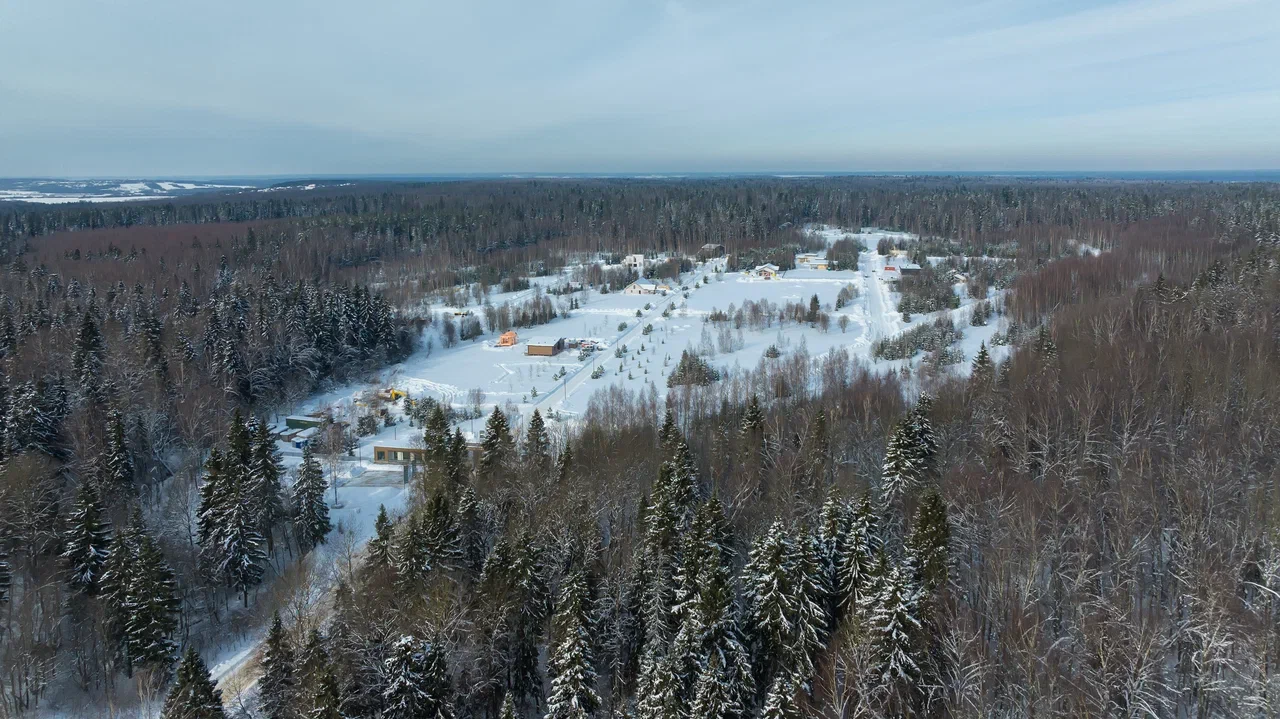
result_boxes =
[208,225,1008,700]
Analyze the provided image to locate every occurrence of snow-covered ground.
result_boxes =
[208,225,1009,702]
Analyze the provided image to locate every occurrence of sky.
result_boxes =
[1,0,1277,176]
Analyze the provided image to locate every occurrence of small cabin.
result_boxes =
[497,330,518,347]
[699,243,726,259]
[526,337,565,356]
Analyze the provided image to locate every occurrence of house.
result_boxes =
[899,263,923,276]
[889,249,912,259]
[698,243,726,259]
[796,253,830,270]
[285,414,325,431]
[752,263,780,279]
[452,309,473,317]
[526,337,565,356]
[373,445,428,465]
[623,254,647,271]
[624,280,667,295]
[496,330,518,347]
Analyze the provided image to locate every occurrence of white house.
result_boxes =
[623,254,647,271]
[624,280,669,295]
[795,253,830,270]
[752,263,780,279]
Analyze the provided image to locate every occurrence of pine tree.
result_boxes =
[62,481,112,594]
[197,448,230,576]
[72,307,105,394]
[880,420,919,503]
[871,565,923,713]
[839,494,880,613]
[759,673,800,719]
[500,693,519,719]
[99,409,135,497]
[161,647,226,719]
[250,417,286,553]
[382,634,453,719]
[259,612,299,719]
[310,666,344,719]
[480,406,514,477]
[523,409,550,473]
[100,512,141,654]
[219,459,266,606]
[446,428,468,488]
[906,489,950,596]
[635,648,682,719]
[423,404,452,479]
[970,342,994,387]
[906,396,938,476]
[124,530,180,671]
[293,443,331,552]
[690,652,741,719]
[545,570,600,719]
[555,440,574,484]
[368,504,394,569]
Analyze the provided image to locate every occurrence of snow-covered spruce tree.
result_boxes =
[218,459,266,606]
[635,648,682,719]
[292,443,331,553]
[423,403,452,479]
[501,693,518,719]
[309,666,344,719]
[382,634,454,719]
[61,480,111,595]
[759,673,801,719]
[839,493,881,615]
[905,395,938,476]
[690,652,741,719]
[161,647,226,719]
[98,408,135,498]
[545,570,600,719]
[744,521,795,687]
[445,428,469,488]
[100,511,142,659]
[685,528,753,716]
[368,503,394,570]
[72,306,105,395]
[480,405,515,478]
[197,448,230,576]
[249,417,286,554]
[259,611,299,719]
[456,487,485,576]
[817,492,852,619]
[523,408,551,473]
[970,342,994,387]
[124,530,180,672]
[880,419,920,504]
[905,489,950,597]
[555,440,575,484]
[870,565,924,715]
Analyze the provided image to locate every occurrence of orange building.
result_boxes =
[497,330,518,347]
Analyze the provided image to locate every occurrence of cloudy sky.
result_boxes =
[1,0,1277,176]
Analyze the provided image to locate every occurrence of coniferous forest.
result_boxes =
[1,177,1279,718]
